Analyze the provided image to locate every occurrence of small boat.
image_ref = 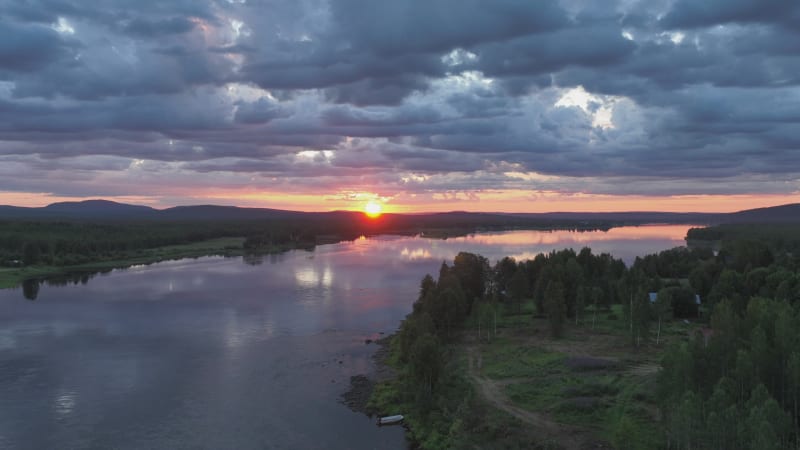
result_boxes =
[377,414,404,426]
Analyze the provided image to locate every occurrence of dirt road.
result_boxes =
[465,346,591,450]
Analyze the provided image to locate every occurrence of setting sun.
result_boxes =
[364,200,383,218]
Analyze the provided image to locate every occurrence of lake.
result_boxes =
[0,225,692,449]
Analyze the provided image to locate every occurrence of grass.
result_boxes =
[0,237,246,289]
[468,301,668,449]
[481,338,565,379]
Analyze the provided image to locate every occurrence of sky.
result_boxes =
[0,0,798,213]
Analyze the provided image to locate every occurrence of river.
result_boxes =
[0,225,692,449]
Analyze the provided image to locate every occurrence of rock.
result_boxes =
[341,375,374,414]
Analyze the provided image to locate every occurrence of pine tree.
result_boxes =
[543,281,566,338]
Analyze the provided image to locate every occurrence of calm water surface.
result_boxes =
[0,225,692,449]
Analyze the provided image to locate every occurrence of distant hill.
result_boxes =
[0,200,799,225]
[502,211,718,224]
[723,203,800,224]
[44,200,157,218]
[503,204,800,225]
[159,205,309,221]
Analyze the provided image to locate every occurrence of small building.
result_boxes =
[648,292,658,303]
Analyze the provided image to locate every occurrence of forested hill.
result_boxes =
[723,203,800,223]
[505,203,800,224]
[1,200,800,224]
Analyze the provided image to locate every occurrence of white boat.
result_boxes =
[377,414,404,425]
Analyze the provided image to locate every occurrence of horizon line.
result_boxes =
[1,197,797,216]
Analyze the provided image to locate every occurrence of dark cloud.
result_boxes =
[0,0,797,203]
[330,0,569,55]
[0,20,69,71]
[323,75,430,106]
[234,97,288,124]
[661,0,800,28]
[123,16,196,36]
[471,22,637,77]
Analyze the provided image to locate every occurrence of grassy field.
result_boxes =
[473,302,705,449]
[480,335,661,449]
[0,237,246,289]
[371,302,703,449]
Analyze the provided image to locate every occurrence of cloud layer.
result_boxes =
[0,0,798,210]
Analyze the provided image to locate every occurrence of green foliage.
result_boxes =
[399,253,487,398]
[544,281,566,338]
[398,312,435,363]
[621,288,651,348]
[659,296,800,449]
[480,340,564,380]
[662,285,698,318]
[410,333,443,397]
[452,252,489,310]
[507,267,529,313]
[633,246,713,279]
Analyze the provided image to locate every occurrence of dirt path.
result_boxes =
[465,346,589,450]
[626,362,659,376]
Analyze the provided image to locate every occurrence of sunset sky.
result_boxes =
[0,0,798,213]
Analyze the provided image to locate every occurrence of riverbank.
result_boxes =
[0,237,252,289]
[342,337,398,414]
[366,331,546,449]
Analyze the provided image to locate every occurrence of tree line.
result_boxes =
[0,220,366,267]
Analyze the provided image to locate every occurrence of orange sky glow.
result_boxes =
[0,190,797,214]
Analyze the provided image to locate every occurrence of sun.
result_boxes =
[364,200,383,218]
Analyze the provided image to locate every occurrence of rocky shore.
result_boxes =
[341,336,396,415]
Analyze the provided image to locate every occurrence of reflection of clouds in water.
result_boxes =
[350,225,693,266]
[294,264,334,309]
[446,225,693,247]
[294,266,333,288]
[221,309,279,365]
[400,247,432,260]
[53,389,77,418]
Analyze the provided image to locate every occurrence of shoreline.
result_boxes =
[0,237,315,290]
[341,336,398,416]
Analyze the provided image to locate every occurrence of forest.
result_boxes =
[0,220,356,267]
[376,226,800,449]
